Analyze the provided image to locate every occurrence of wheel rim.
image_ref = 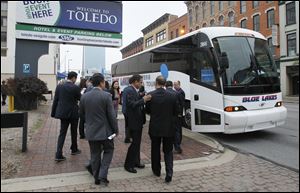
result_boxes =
[185,108,191,128]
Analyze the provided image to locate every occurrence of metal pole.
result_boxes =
[8,96,14,112]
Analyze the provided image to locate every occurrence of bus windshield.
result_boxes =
[212,37,280,95]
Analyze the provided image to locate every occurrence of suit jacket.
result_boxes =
[80,87,118,141]
[146,88,179,137]
[176,88,185,116]
[126,85,146,131]
[51,81,81,120]
[121,86,130,114]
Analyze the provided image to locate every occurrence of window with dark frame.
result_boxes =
[287,33,296,57]
[286,2,296,25]
[241,19,247,28]
[253,14,260,32]
[240,1,246,14]
[267,9,275,28]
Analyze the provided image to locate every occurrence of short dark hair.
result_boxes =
[156,76,166,86]
[91,73,105,87]
[166,81,173,87]
[67,71,78,80]
[130,74,143,84]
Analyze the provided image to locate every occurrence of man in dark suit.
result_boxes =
[146,76,179,183]
[173,80,185,154]
[124,74,151,173]
[51,71,81,162]
[80,73,118,186]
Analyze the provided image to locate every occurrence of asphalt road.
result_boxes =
[205,102,299,171]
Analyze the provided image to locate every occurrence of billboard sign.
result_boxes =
[16,1,122,33]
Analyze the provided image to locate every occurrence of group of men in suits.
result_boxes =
[122,74,185,183]
[51,72,185,185]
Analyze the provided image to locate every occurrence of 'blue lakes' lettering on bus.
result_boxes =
[242,95,277,103]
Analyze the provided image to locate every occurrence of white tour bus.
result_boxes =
[111,27,287,134]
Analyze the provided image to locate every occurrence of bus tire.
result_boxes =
[183,101,191,129]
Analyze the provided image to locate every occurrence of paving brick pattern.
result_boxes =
[30,154,299,192]
[18,106,213,178]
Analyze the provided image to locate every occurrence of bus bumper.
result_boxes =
[224,106,287,134]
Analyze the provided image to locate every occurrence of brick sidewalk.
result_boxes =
[17,105,214,178]
[28,154,299,192]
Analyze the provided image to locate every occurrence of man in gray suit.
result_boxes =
[80,73,118,186]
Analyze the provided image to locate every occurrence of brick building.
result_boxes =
[185,1,280,62]
[235,1,280,61]
[185,1,237,30]
[168,13,188,40]
[142,13,178,50]
[120,37,143,59]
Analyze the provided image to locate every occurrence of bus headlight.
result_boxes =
[224,106,247,112]
[275,101,283,107]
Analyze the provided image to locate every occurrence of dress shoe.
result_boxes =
[174,148,182,154]
[165,175,172,183]
[95,179,100,185]
[55,155,66,162]
[135,163,145,169]
[85,164,93,176]
[153,171,161,177]
[124,167,137,173]
[124,138,131,143]
[71,149,81,155]
[99,178,110,186]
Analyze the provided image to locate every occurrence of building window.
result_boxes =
[252,1,259,9]
[189,9,193,27]
[202,23,207,27]
[287,33,296,57]
[1,2,8,11]
[1,32,7,42]
[181,26,186,35]
[170,31,174,40]
[195,5,199,23]
[228,12,235,27]
[196,26,200,30]
[240,1,246,14]
[228,1,234,7]
[156,29,166,43]
[266,1,273,3]
[241,19,247,28]
[202,2,206,20]
[1,48,7,57]
[267,9,275,28]
[210,19,215,26]
[176,29,179,38]
[219,1,223,11]
[146,36,153,47]
[210,1,215,16]
[286,2,296,25]
[1,17,7,27]
[219,15,224,26]
[267,37,275,56]
[253,14,260,31]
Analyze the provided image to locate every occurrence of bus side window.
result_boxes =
[191,52,217,87]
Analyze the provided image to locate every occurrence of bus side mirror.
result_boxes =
[219,52,229,70]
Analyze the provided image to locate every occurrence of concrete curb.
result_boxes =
[1,149,237,192]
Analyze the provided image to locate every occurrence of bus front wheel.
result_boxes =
[183,108,191,129]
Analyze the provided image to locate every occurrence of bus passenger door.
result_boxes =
[189,48,224,133]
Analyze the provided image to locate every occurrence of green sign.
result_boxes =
[16,24,122,47]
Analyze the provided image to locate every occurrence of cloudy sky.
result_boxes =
[60,1,187,73]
